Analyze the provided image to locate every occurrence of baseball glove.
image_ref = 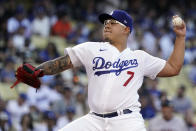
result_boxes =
[10,63,44,89]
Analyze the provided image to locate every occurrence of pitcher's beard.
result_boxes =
[103,37,114,45]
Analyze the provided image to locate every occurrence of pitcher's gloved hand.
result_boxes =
[10,63,44,89]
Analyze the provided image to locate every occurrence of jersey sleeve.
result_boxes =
[141,51,166,79]
[64,42,90,67]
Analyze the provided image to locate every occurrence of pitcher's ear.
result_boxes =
[124,27,130,35]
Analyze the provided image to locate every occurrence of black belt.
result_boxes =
[93,109,132,118]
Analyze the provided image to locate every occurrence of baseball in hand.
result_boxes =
[172,16,183,26]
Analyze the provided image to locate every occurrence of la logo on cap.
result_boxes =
[110,11,114,15]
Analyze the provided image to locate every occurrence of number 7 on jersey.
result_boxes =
[123,71,134,87]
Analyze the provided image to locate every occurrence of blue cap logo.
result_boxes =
[99,10,133,32]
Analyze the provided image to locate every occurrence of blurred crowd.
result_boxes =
[0,0,195,131]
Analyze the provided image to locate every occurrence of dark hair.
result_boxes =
[179,85,186,91]
[20,114,34,130]
[161,99,173,108]
[46,42,59,56]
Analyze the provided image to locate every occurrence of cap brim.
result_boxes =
[98,13,116,24]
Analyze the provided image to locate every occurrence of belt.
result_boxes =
[92,109,132,118]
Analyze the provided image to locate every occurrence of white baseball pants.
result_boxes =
[58,111,146,131]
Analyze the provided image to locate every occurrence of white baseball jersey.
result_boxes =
[65,42,166,114]
[148,114,188,131]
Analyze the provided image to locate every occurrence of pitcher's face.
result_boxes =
[103,19,127,43]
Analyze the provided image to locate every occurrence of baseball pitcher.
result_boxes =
[11,10,186,131]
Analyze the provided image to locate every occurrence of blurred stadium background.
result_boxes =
[0,0,195,130]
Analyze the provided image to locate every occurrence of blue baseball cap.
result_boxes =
[161,99,173,107]
[19,93,27,100]
[99,10,133,32]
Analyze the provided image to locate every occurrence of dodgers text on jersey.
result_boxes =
[92,57,138,76]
